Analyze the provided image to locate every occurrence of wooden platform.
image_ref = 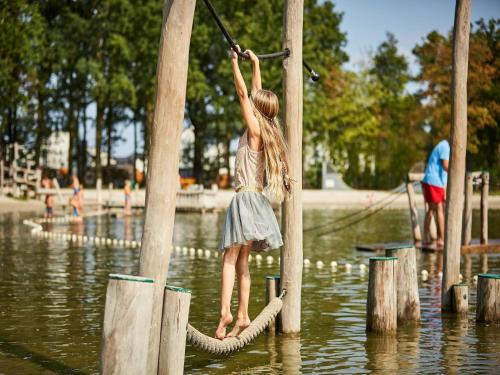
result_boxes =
[356,239,500,254]
[355,242,414,252]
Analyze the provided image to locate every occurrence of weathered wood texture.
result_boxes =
[366,257,398,333]
[158,286,191,375]
[480,172,489,244]
[407,173,424,182]
[280,0,304,333]
[266,276,281,333]
[108,183,113,204]
[97,178,102,207]
[442,0,471,311]
[462,173,473,245]
[101,275,154,375]
[385,247,420,321]
[461,239,500,254]
[0,161,4,195]
[137,1,196,373]
[476,274,500,323]
[406,183,422,242]
[452,284,468,316]
[480,173,489,272]
[425,203,438,241]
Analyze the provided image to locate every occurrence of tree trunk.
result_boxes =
[193,122,204,184]
[67,101,76,176]
[95,102,105,184]
[136,1,196,373]
[281,0,304,334]
[133,111,138,183]
[441,0,471,311]
[105,107,113,182]
[34,85,45,167]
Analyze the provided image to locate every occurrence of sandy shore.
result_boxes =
[1,188,499,214]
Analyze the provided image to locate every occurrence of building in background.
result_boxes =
[40,131,69,170]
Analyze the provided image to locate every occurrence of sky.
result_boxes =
[112,0,499,157]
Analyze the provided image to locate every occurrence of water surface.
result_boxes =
[0,208,499,374]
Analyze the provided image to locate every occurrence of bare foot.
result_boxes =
[215,313,233,340]
[226,317,251,338]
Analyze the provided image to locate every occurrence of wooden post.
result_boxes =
[101,274,154,375]
[280,0,304,334]
[137,1,196,373]
[266,275,281,333]
[52,178,65,208]
[97,178,102,208]
[476,274,500,323]
[158,286,191,375]
[441,0,471,312]
[479,172,489,271]
[452,284,468,316]
[0,160,4,196]
[385,246,420,322]
[480,172,489,245]
[406,182,422,243]
[461,172,473,245]
[366,257,397,334]
[425,203,438,241]
[108,183,113,205]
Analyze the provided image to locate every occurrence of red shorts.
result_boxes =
[422,182,446,204]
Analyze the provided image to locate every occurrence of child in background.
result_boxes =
[124,179,132,216]
[41,176,54,218]
[70,175,83,221]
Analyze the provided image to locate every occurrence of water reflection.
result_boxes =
[281,334,302,374]
[0,209,499,374]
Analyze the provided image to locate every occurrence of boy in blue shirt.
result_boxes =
[422,140,450,248]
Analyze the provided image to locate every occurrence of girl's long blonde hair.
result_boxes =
[251,89,292,202]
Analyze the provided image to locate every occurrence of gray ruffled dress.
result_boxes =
[219,130,283,252]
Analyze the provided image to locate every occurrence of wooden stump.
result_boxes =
[406,182,422,243]
[266,275,281,333]
[101,274,154,375]
[452,284,468,316]
[158,286,191,375]
[476,274,500,323]
[385,246,420,322]
[366,257,397,334]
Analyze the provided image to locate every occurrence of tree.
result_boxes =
[413,19,499,180]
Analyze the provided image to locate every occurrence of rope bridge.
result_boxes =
[186,291,285,355]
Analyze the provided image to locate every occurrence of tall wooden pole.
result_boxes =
[441,0,471,311]
[138,1,196,372]
[461,172,473,245]
[281,0,304,333]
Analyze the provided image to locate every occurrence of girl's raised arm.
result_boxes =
[245,49,262,95]
[231,46,260,136]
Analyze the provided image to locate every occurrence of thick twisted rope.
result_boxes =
[186,294,284,355]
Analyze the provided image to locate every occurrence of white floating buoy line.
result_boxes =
[26,215,466,284]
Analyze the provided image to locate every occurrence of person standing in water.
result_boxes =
[41,176,54,218]
[70,175,84,221]
[124,179,132,216]
[422,140,450,248]
[215,46,292,339]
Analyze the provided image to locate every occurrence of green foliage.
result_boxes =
[0,1,497,189]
